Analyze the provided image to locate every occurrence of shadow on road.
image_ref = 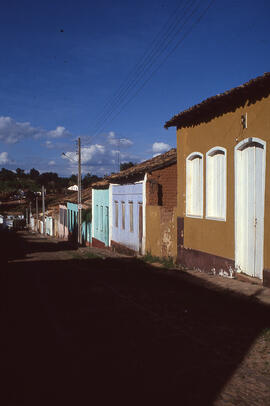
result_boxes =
[1,231,270,404]
[1,230,76,262]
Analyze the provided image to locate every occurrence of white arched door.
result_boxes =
[235,138,266,279]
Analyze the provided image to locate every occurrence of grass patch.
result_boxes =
[261,328,270,342]
[71,251,100,260]
[142,253,175,269]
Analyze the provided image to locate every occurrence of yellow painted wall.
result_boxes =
[146,206,177,259]
[177,95,270,265]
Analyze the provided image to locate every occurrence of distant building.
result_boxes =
[68,185,78,191]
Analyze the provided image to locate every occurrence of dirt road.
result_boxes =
[2,231,270,405]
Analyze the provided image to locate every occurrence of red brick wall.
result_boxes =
[146,163,177,208]
[92,237,105,248]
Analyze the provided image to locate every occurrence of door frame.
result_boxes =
[234,137,266,278]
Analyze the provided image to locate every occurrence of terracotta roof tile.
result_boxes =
[165,72,270,129]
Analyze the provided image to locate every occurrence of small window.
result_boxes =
[64,210,67,228]
[100,206,103,231]
[60,208,63,225]
[115,201,119,227]
[206,147,226,220]
[186,152,203,217]
[121,201,125,230]
[129,201,134,232]
[95,205,99,230]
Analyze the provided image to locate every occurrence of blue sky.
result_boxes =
[0,0,269,176]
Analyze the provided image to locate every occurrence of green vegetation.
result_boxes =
[71,251,101,260]
[261,328,270,342]
[0,167,101,198]
[120,162,135,171]
[142,252,175,269]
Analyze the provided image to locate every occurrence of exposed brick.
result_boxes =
[92,237,106,248]
[146,163,177,208]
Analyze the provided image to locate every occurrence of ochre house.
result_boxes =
[165,72,270,287]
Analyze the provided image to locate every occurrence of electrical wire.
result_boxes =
[91,0,193,132]
[83,0,215,146]
[91,0,216,137]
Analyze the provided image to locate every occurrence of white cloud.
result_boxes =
[0,116,71,144]
[152,142,171,154]
[45,140,53,149]
[107,131,133,147]
[62,140,136,176]
[48,160,56,166]
[62,144,105,166]
[47,126,70,138]
[0,151,10,164]
[81,144,105,163]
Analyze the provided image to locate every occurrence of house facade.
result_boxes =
[58,204,68,239]
[165,72,270,287]
[91,188,109,247]
[110,182,145,254]
[145,155,177,259]
[45,216,54,236]
[67,201,78,241]
[94,149,177,258]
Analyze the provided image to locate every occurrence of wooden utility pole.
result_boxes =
[42,185,45,235]
[78,137,82,245]
[36,196,38,232]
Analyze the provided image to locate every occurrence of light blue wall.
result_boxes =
[67,202,91,243]
[82,221,91,243]
[111,183,143,252]
[92,189,109,246]
[67,202,78,233]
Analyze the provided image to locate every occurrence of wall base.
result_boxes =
[92,237,106,249]
[177,247,235,278]
[111,240,137,256]
[263,269,270,288]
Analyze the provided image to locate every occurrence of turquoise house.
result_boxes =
[67,201,91,245]
[67,202,78,236]
[91,188,109,247]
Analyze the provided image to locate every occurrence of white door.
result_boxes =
[235,139,266,279]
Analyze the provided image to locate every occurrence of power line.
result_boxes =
[88,0,215,140]
[89,0,200,138]
[91,0,190,129]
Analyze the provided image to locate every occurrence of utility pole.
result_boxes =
[42,185,45,235]
[78,137,82,245]
[36,196,38,232]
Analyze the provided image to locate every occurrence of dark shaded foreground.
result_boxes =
[1,231,270,405]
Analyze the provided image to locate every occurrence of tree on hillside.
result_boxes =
[68,174,77,186]
[82,173,101,188]
[120,162,135,171]
[29,168,40,180]
[0,168,16,181]
[16,168,25,178]
[38,172,59,192]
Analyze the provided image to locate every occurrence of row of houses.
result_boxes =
[30,72,270,287]
[30,148,177,259]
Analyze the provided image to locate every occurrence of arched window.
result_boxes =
[206,147,226,220]
[186,152,203,217]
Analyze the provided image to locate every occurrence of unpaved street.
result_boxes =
[1,231,270,405]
